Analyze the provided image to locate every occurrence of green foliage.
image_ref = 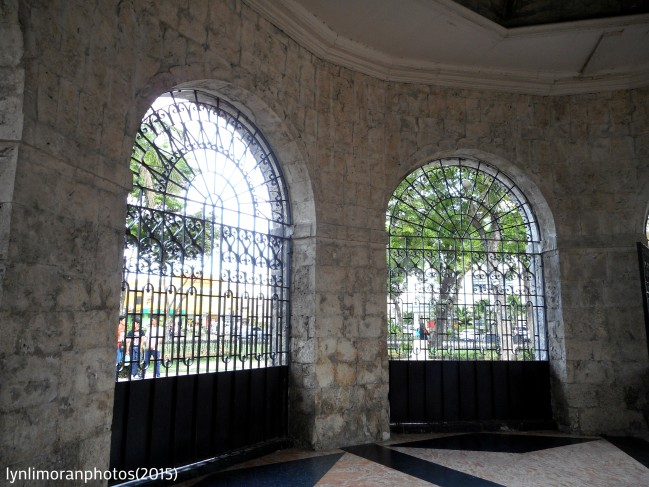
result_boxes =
[126,115,217,266]
[387,333,414,359]
[456,306,472,326]
[386,162,532,331]
[388,320,400,334]
[516,348,535,360]
[473,299,492,329]
[387,164,528,270]
[507,295,524,321]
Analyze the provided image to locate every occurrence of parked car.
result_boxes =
[513,326,531,354]
[447,329,481,350]
[458,329,477,340]
[237,325,264,339]
[481,332,501,354]
[514,325,530,339]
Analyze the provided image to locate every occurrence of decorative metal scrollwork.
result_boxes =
[116,89,291,381]
[386,158,547,362]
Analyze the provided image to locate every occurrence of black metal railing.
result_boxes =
[386,158,548,362]
[115,89,291,381]
[637,242,649,357]
[115,306,288,380]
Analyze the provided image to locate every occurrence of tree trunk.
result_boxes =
[390,295,404,327]
[430,268,457,349]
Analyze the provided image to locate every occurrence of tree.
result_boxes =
[387,161,534,358]
[456,306,472,327]
[126,113,218,273]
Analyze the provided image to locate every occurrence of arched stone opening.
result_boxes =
[386,147,565,428]
[111,76,320,461]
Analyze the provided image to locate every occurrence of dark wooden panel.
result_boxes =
[149,378,175,466]
[442,361,460,421]
[232,369,252,450]
[389,360,551,425]
[523,361,552,420]
[250,368,266,444]
[507,361,525,419]
[214,371,235,455]
[173,376,197,466]
[424,362,443,422]
[123,379,153,470]
[407,361,427,421]
[389,362,409,422]
[195,373,216,460]
[110,366,290,472]
[275,367,289,437]
[458,361,477,421]
[109,381,129,470]
[475,361,494,420]
[254,367,288,442]
[264,367,278,438]
[491,361,510,419]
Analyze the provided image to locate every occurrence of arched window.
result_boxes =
[116,89,291,380]
[387,158,547,361]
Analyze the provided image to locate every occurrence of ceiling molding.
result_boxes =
[244,0,649,95]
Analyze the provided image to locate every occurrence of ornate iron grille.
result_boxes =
[387,158,548,361]
[116,89,291,380]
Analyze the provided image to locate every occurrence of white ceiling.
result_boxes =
[244,0,649,95]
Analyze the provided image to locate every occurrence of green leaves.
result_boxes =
[126,110,217,268]
[386,159,538,339]
[387,162,529,276]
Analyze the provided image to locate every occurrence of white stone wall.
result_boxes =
[1,0,648,478]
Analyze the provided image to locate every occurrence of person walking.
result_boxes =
[127,319,145,379]
[146,317,164,378]
[115,315,126,378]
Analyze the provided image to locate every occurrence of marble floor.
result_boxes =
[177,432,649,487]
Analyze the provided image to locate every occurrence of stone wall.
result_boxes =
[1,0,648,479]
[0,0,23,309]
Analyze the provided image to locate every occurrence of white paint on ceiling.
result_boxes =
[244,0,649,94]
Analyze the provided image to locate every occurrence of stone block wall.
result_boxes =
[1,0,648,478]
[0,0,23,314]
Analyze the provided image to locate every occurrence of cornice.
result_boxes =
[243,0,649,95]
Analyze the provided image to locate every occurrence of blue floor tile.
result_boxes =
[192,453,344,487]
[393,433,595,453]
[604,436,649,468]
[343,443,504,487]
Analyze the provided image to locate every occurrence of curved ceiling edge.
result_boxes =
[243,0,649,95]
